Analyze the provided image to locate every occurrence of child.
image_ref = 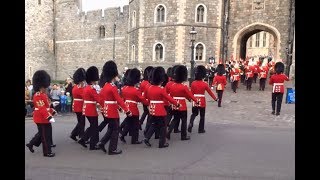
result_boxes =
[60,91,67,113]
[66,92,72,113]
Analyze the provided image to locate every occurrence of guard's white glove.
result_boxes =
[49,118,55,123]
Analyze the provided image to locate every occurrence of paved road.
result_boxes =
[25,81,295,180]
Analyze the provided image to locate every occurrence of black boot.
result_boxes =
[43,153,55,157]
[119,135,126,143]
[70,135,78,142]
[132,140,143,144]
[276,112,280,116]
[271,111,275,115]
[143,138,151,147]
[26,143,34,153]
[108,149,122,155]
[187,124,192,133]
[159,143,169,148]
[98,143,107,153]
[181,136,190,141]
[78,139,88,148]
[198,130,206,134]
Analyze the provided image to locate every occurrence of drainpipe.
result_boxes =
[222,0,230,63]
[53,0,57,80]
[285,0,294,76]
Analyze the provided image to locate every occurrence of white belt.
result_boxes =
[273,83,284,92]
[104,101,117,104]
[150,100,164,103]
[73,98,83,101]
[125,100,137,104]
[84,101,96,104]
[233,74,239,76]
[194,94,205,97]
[260,72,266,74]
[34,108,50,110]
[173,97,185,100]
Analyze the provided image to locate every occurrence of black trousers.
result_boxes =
[98,116,109,132]
[168,111,187,139]
[189,107,206,132]
[100,118,120,151]
[246,77,253,90]
[231,80,239,93]
[240,74,245,83]
[216,90,224,107]
[120,116,140,143]
[169,109,180,131]
[139,105,149,125]
[71,112,85,138]
[144,116,167,147]
[272,93,284,113]
[259,78,266,90]
[80,116,99,149]
[28,123,52,155]
[165,106,172,126]
[253,73,258,83]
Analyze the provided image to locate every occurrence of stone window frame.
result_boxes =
[153,42,165,62]
[132,11,136,28]
[255,32,260,47]
[263,32,267,47]
[99,25,105,38]
[194,42,206,61]
[249,37,253,47]
[131,45,136,62]
[154,4,167,23]
[195,4,207,23]
[38,0,41,5]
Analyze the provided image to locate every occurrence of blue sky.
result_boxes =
[83,0,129,11]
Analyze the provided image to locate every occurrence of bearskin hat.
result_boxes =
[171,65,180,80]
[86,66,99,83]
[275,62,285,74]
[194,65,207,80]
[122,68,132,86]
[150,66,165,85]
[167,67,173,78]
[32,70,51,92]
[162,74,169,87]
[73,68,86,84]
[143,66,154,80]
[174,65,188,83]
[126,68,141,86]
[216,64,226,75]
[102,60,118,82]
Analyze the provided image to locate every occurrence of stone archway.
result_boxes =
[232,22,281,60]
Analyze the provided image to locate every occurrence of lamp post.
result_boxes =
[189,26,197,84]
[113,23,116,60]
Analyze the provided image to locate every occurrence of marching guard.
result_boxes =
[139,66,153,132]
[97,61,132,155]
[245,61,254,90]
[167,65,199,140]
[188,65,218,133]
[230,63,241,93]
[212,64,227,107]
[120,68,149,144]
[269,62,289,116]
[258,60,269,91]
[143,67,180,148]
[70,68,86,142]
[77,66,101,150]
[26,70,56,157]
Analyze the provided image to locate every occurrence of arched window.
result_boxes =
[255,32,260,47]
[132,11,136,28]
[131,45,136,61]
[99,26,105,38]
[155,5,166,23]
[38,0,41,5]
[153,43,164,61]
[195,4,207,23]
[194,43,206,61]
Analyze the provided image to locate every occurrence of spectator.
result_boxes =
[60,91,67,113]
[25,85,33,117]
[50,84,61,112]
[66,92,72,113]
[26,79,33,98]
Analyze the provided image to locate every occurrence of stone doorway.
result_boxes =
[232,23,281,60]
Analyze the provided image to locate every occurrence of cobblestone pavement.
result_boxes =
[25,80,295,180]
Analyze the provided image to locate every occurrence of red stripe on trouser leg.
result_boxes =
[41,125,48,154]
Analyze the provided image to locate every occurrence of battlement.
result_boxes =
[82,5,129,20]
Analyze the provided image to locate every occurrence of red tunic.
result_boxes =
[145,85,178,116]
[33,92,55,124]
[190,80,217,108]
[269,74,289,93]
[82,85,100,117]
[140,80,150,96]
[230,68,240,81]
[100,83,129,118]
[253,64,260,74]
[258,66,269,79]
[121,85,149,116]
[169,83,198,111]
[245,66,254,78]
[72,84,85,113]
[212,75,227,91]
[165,81,175,94]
